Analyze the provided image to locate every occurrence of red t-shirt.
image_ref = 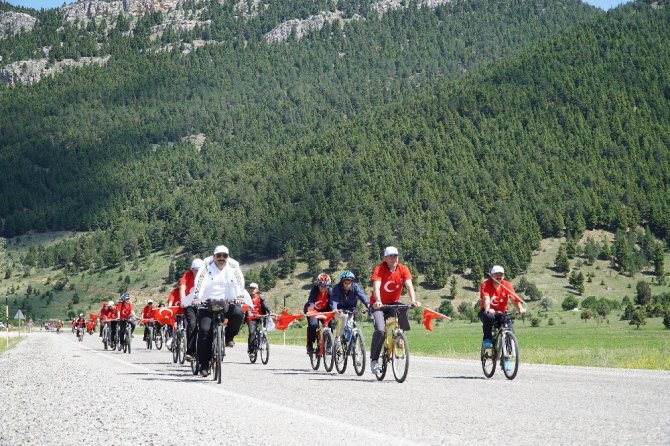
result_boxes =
[141,305,154,319]
[117,302,133,320]
[168,287,181,307]
[479,279,521,312]
[99,306,115,321]
[314,290,329,311]
[75,317,86,328]
[251,295,262,315]
[370,262,412,304]
[179,270,196,295]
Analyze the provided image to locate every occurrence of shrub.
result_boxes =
[562,295,579,311]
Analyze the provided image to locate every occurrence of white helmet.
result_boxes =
[191,258,205,270]
[147,299,153,304]
[108,300,115,307]
[79,313,83,317]
[249,283,259,289]
[490,265,505,275]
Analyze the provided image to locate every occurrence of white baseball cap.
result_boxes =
[191,258,205,270]
[147,299,153,304]
[490,265,505,275]
[383,246,399,257]
[249,283,259,289]
[213,245,229,255]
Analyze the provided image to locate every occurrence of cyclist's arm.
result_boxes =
[404,279,420,307]
[356,285,370,308]
[372,280,382,308]
[482,295,493,314]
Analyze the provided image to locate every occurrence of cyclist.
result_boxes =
[141,299,156,343]
[331,270,369,315]
[369,246,421,374]
[117,292,138,347]
[245,283,271,354]
[192,245,246,377]
[99,300,116,338]
[305,272,333,355]
[479,265,525,352]
[74,313,86,336]
[179,258,205,362]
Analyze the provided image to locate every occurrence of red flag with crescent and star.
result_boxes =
[152,306,184,327]
[422,308,451,331]
[274,309,304,331]
[85,321,96,332]
[89,313,99,322]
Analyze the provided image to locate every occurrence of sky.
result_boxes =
[5,0,633,11]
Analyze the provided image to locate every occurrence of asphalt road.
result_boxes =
[1,332,669,445]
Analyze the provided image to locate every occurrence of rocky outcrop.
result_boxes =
[0,55,111,86]
[61,0,182,26]
[150,18,211,39]
[235,0,260,17]
[0,12,38,39]
[370,0,452,16]
[264,11,364,44]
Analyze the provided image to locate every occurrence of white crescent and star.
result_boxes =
[383,281,400,293]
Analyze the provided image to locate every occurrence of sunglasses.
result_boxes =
[215,253,229,259]
[386,254,399,257]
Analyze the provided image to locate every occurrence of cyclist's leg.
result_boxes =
[479,310,495,342]
[247,319,257,352]
[370,308,387,362]
[306,317,318,352]
[196,308,213,369]
[185,306,197,356]
[144,324,150,341]
[119,320,127,344]
[224,305,244,344]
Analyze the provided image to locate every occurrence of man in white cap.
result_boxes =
[479,265,525,357]
[369,246,421,374]
[179,258,205,361]
[192,245,246,377]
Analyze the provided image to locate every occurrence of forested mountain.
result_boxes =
[3,0,670,286]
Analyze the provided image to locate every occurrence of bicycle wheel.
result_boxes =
[126,326,132,354]
[248,338,258,364]
[215,324,223,384]
[502,332,519,380]
[260,332,270,365]
[334,336,348,374]
[154,328,163,350]
[178,333,186,364]
[351,332,366,377]
[310,337,321,370]
[191,357,199,375]
[391,331,409,383]
[172,333,179,363]
[375,345,388,381]
[323,330,335,372]
[481,338,497,378]
[146,327,152,350]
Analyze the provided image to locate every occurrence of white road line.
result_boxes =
[77,341,424,446]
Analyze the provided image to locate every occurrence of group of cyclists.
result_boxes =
[90,243,526,379]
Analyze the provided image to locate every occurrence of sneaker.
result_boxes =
[184,354,193,362]
[482,339,492,349]
[226,340,235,348]
[306,345,314,355]
[504,358,512,372]
[370,360,380,374]
[200,368,210,377]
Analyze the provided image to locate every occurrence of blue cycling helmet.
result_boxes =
[340,271,356,282]
[120,292,130,301]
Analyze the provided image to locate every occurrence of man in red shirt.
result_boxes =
[141,300,156,343]
[180,258,204,361]
[479,265,525,351]
[245,283,271,354]
[117,292,137,347]
[369,246,421,374]
[98,300,116,337]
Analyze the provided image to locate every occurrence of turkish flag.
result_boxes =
[152,306,184,326]
[274,309,304,331]
[89,313,99,322]
[422,308,450,331]
[85,321,96,331]
[305,309,337,325]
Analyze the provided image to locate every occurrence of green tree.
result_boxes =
[449,276,458,299]
[555,245,570,276]
[629,309,646,329]
[561,295,579,311]
[635,281,652,306]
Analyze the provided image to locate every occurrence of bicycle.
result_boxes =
[333,311,366,376]
[172,314,187,365]
[101,321,111,350]
[481,311,519,380]
[248,314,271,365]
[306,310,336,372]
[144,320,155,350]
[120,320,132,354]
[76,326,85,342]
[209,301,227,384]
[374,304,411,383]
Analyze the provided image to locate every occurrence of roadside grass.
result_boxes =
[0,336,22,355]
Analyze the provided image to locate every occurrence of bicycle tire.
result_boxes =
[178,333,186,364]
[191,357,199,375]
[352,331,366,377]
[154,328,163,350]
[334,336,348,374]
[215,324,223,384]
[481,337,497,378]
[260,332,270,365]
[502,331,519,380]
[126,325,132,354]
[323,330,335,372]
[375,345,388,381]
[310,337,321,370]
[249,338,258,364]
[172,333,179,363]
[391,330,409,383]
[146,327,152,350]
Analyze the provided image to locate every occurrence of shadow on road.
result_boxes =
[433,375,486,380]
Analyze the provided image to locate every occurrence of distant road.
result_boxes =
[1,333,669,445]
